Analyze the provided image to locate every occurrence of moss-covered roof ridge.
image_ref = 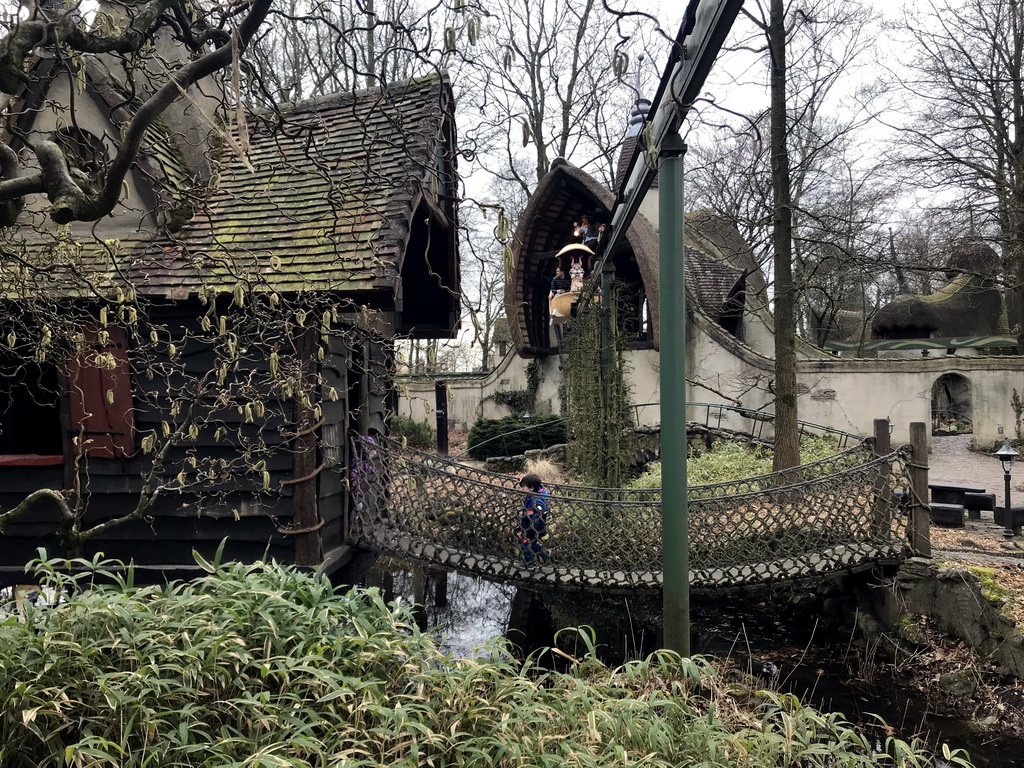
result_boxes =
[873,244,1005,339]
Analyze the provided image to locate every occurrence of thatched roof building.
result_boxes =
[504,158,763,357]
[872,242,1006,340]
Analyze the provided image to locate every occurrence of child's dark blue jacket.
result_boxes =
[519,488,549,540]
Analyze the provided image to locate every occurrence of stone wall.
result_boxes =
[870,558,1024,677]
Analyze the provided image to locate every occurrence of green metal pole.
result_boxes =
[659,134,689,656]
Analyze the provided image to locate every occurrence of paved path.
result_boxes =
[928,433,1024,507]
[927,434,1024,564]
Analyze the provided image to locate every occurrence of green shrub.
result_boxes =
[467,414,566,459]
[0,553,971,768]
[629,435,843,490]
[391,416,435,447]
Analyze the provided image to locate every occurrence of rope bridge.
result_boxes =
[348,436,913,591]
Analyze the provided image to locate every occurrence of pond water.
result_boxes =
[373,560,1024,767]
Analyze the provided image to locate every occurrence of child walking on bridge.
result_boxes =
[518,473,551,567]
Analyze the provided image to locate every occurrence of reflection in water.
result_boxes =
[377,561,516,658]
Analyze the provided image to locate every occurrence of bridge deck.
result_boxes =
[349,437,915,592]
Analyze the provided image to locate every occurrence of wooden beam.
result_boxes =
[291,328,323,566]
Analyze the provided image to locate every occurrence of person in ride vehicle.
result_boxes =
[550,266,571,297]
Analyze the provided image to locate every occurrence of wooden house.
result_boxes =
[0,58,459,584]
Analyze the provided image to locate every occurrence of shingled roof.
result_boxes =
[1,73,456,305]
[136,74,455,298]
[684,248,745,321]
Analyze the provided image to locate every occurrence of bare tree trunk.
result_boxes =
[769,0,800,473]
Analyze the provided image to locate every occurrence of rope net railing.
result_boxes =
[348,436,913,591]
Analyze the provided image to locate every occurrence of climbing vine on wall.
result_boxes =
[491,359,543,416]
[561,280,634,487]
[490,389,532,415]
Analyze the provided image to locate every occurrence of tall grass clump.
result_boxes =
[0,552,971,767]
[524,456,563,485]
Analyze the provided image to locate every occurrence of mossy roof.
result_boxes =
[684,248,744,320]
[1,73,453,301]
[137,74,453,298]
[872,270,1004,338]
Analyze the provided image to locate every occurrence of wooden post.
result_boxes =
[435,381,449,456]
[433,569,448,607]
[292,328,322,566]
[412,566,428,630]
[872,418,892,537]
[909,421,931,557]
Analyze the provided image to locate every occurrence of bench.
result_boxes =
[930,482,986,506]
[963,492,996,520]
[929,502,965,528]
[994,507,1024,534]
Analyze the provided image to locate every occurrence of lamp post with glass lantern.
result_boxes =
[996,438,1019,538]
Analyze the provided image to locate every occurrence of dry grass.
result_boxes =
[524,457,563,485]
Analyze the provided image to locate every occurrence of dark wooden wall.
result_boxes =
[0,307,390,586]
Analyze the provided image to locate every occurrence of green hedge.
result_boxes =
[391,416,435,448]
[467,415,567,459]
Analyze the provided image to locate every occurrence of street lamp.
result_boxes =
[995,438,1019,538]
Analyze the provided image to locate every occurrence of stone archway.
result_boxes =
[931,373,973,434]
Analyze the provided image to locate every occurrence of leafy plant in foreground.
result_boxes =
[0,552,972,767]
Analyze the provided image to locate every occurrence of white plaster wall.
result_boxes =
[638,190,660,234]
[21,74,158,236]
[397,313,1024,451]
[397,350,535,431]
[797,357,1024,450]
[624,349,661,425]
[397,348,662,430]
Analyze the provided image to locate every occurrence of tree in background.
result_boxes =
[688,0,883,470]
[459,204,507,370]
[248,0,434,102]
[455,0,661,195]
[891,0,1024,348]
[232,0,667,375]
